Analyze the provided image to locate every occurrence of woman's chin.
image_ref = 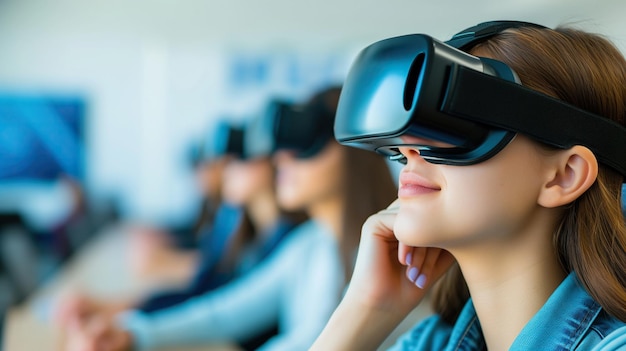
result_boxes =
[393,211,437,247]
[277,195,304,212]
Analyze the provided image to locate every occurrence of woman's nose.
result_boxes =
[397,146,420,162]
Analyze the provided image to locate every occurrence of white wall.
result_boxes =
[1,0,625,225]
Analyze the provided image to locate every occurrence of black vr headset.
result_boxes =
[274,99,335,158]
[252,97,336,159]
[334,20,626,178]
[190,120,244,166]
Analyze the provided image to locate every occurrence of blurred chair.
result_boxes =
[0,213,39,309]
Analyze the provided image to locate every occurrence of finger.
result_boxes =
[415,249,456,289]
[412,248,443,289]
[400,245,450,289]
[385,198,401,210]
[397,241,412,265]
[66,318,98,351]
[362,207,399,243]
[84,315,108,338]
[86,315,115,351]
[400,244,426,284]
[398,242,425,267]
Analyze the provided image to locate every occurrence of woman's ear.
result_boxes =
[538,146,598,208]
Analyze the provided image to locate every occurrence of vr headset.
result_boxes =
[274,99,335,158]
[250,97,336,159]
[190,120,244,166]
[334,20,626,178]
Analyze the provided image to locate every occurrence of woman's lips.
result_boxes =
[398,172,440,198]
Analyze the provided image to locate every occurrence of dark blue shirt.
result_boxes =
[138,204,295,313]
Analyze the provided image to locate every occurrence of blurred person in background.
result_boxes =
[127,121,235,285]
[54,118,304,325]
[62,85,397,351]
[133,119,307,315]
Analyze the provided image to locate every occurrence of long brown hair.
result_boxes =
[432,26,626,324]
[306,86,398,283]
[340,146,397,281]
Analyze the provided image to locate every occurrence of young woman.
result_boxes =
[64,86,397,351]
[312,22,626,350]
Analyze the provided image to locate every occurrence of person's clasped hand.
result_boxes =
[344,199,456,317]
[64,314,132,351]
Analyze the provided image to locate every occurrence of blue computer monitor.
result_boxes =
[0,95,86,183]
[0,94,87,228]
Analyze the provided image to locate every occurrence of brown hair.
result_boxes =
[432,26,626,324]
[306,86,398,282]
[340,147,398,281]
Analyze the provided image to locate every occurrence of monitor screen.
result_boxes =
[0,95,86,183]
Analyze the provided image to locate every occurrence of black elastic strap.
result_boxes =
[442,65,626,177]
[446,20,548,50]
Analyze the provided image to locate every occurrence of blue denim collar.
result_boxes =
[448,272,603,351]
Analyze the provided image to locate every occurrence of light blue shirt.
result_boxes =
[390,272,626,350]
[119,220,344,351]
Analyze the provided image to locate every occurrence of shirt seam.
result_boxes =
[453,315,479,351]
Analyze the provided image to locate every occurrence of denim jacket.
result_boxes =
[390,272,626,350]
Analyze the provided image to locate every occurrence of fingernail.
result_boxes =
[416,274,427,289]
[405,252,412,266]
[408,267,419,282]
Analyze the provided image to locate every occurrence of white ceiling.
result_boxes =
[1,0,625,50]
